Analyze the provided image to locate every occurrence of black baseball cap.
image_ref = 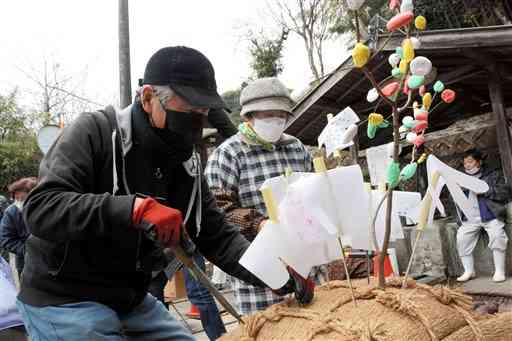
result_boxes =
[142,46,226,109]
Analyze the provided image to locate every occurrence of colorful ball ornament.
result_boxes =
[410,56,432,76]
[389,0,400,10]
[408,75,425,89]
[395,46,404,59]
[400,0,414,13]
[400,163,417,180]
[422,92,432,110]
[346,0,365,10]
[402,39,415,63]
[413,135,425,148]
[388,53,401,67]
[402,116,415,128]
[441,89,456,103]
[403,77,410,95]
[414,109,429,121]
[410,37,421,49]
[352,43,370,68]
[406,132,418,144]
[415,15,427,30]
[387,161,401,188]
[367,88,379,102]
[382,82,400,97]
[433,80,445,93]
[413,120,428,133]
[399,59,408,74]
[419,85,427,96]
[387,11,414,32]
[368,113,384,126]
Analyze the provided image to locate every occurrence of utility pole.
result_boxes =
[119,0,132,108]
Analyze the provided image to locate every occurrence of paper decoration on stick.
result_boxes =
[239,173,342,286]
[426,155,489,226]
[318,107,360,156]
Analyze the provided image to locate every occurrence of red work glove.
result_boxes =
[273,265,315,305]
[132,197,183,247]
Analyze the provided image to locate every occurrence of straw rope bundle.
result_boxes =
[221,278,512,341]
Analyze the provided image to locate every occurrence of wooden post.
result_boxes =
[488,71,512,186]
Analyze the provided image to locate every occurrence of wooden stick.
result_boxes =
[401,171,441,288]
[313,156,357,306]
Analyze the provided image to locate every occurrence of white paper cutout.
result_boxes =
[366,143,392,186]
[318,107,360,157]
[426,155,489,226]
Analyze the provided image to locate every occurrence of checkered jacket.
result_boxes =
[205,133,327,314]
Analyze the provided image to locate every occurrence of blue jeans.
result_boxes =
[184,255,226,340]
[16,294,194,341]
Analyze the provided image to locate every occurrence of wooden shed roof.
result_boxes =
[285,25,512,149]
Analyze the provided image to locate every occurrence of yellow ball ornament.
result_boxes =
[402,39,415,63]
[422,92,432,110]
[368,113,384,126]
[415,16,427,30]
[352,43,370,68]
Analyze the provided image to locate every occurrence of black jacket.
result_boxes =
[20,103,263,313]
[0,204,29,274]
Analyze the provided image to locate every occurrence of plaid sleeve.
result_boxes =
[302,143,313,172]
[205,145,265,241]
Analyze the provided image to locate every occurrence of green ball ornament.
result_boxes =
[387,161,401,188]
[407,75,425,89]
[433,80,445,93]
[400,163,417,181]
[392,68,402,78]
[395,47,404,59]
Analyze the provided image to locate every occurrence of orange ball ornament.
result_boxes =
[441,89,456,103]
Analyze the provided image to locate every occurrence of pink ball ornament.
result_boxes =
[386,11,414,31]
[382,82,400,97]
[413,135,425,148]
[413,120,428,133]
[441,89,456,103]
[406,132,417,144]
[419,85,426,96]
[414,109,429,121]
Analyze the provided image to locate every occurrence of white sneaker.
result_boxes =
[457,271,476,282]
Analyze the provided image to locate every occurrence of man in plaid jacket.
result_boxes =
[205,77,327,315]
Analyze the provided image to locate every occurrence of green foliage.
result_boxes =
[329,0,390,36]
[414,0,510,30]
[0,91,42,194]
[221,89,242,126]
[248,29,288,78]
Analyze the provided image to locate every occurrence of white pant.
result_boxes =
[457,219,509,257]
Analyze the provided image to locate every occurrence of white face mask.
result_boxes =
[252,117,286,143]
[14,200,23,210]
[465,167,480,175]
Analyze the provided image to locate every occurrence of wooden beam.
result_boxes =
[296,113,325,138]
[488,72,512,185]
[376,25,512,52]
[437,64,483,85]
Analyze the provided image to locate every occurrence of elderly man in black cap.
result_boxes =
[17,47,309,340]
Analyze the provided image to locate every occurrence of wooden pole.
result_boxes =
[488,71,512,187]
[119,0,132,109]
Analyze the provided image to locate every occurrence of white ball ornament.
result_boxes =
[410,37,421,49]
[400,0,414,12]
[366,88,379,102]
[410,56,432,76]
[406,132,418,144]
[388,53,401,67]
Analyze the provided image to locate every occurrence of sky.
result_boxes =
[0,0,348,112]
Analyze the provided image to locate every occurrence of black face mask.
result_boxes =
[164,109,205,146]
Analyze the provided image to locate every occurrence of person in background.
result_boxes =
[0,177,37,276]
[0,195,12,262]
[0,256,27,341]
[205,77,326,315]
[456,149,510,283]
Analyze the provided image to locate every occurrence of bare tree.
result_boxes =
[17,58,104,127]
[268,0,334,80]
